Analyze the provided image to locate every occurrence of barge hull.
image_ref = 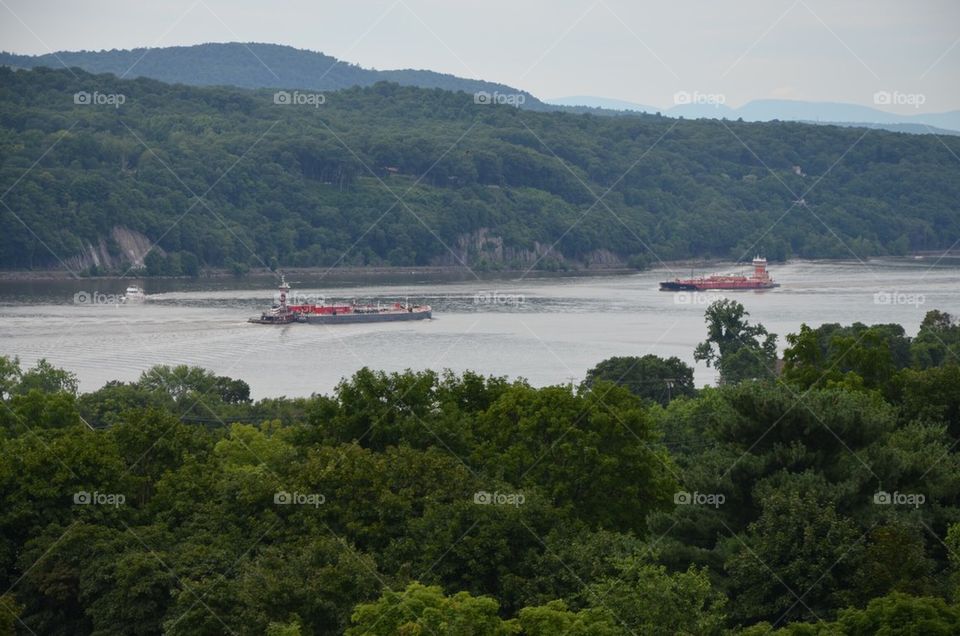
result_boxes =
[659,281,699,291]
[302,309,432,324]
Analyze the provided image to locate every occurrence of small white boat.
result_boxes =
[122,285,147,303]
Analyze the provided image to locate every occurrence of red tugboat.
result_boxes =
[249,276,432,325]
[659,257,779,291]
[248,276,306,324]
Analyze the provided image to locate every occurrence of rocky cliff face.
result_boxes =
[434,228,625,269]
[61,226,622,272]
[64,227,160,272]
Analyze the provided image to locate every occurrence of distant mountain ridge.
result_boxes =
[547,96,960,133]
[0,43,647,117]
[0,42,558,110]
[800,121,960,137]
[546,95,661,114]
[3,43,958,133]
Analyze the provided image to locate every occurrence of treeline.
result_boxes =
[1,67,959,273]
[1,306,960,634]
[0,43,545,107]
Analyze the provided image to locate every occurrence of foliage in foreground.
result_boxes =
[1,308,960,634]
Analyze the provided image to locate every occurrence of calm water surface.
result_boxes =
[1,258,957,398]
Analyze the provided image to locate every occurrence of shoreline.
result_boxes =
[0,263,647,282]
[0,252,955,282]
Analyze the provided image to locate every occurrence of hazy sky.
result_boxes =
[1,0,957,113]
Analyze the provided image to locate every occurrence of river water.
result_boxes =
[1,258,957,398]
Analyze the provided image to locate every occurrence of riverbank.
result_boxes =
[0,263,645,282]
[2,252,956,282]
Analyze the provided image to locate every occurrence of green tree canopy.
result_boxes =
[694,299,777,384]
[582,355,696,406]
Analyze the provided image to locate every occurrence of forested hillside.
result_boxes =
[2,306,960,634]
[0,43,547,108]
[1,66,959,273]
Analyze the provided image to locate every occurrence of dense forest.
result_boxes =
[2,303,960,634]
[1,66,959,274]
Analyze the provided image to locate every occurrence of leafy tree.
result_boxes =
[77,380,170,428]
[833,592,960,635]
[111,408,215,505]
[16,358,79,395]
[0,593,23,636]
[381,486,563,613]
[899,365,960,437]
[214,376,251,404]
[781,325,828,389]
[266,619,303,636]
[345,583,514,636]
[582,355,695,406]
[912,310,960,368]
[584,558,727,635]
[851,523,937,603]
[509,525,645,611]
[0,355,22,401]
[136,364,251,412]
[324,368,457,451]
[515,601,619,635]
[81,542,176,635]
[947,522,960,601]
[694,300,777,384]
[472,382,677,532]
[137,365,218,403]
[0,410,128,592]
[831,330,898,393]
[725,474,864,624]
[784,322,913,395]
[166,538,381,636]
[15,523,138,635]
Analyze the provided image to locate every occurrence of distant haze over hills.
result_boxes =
[547,96,960,134]
[1,42,958,134]
[544,96,661,114]
[0,42,551,111]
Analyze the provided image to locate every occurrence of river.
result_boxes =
[1,258,957,398]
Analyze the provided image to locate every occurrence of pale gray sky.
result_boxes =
[1,0,957,113]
